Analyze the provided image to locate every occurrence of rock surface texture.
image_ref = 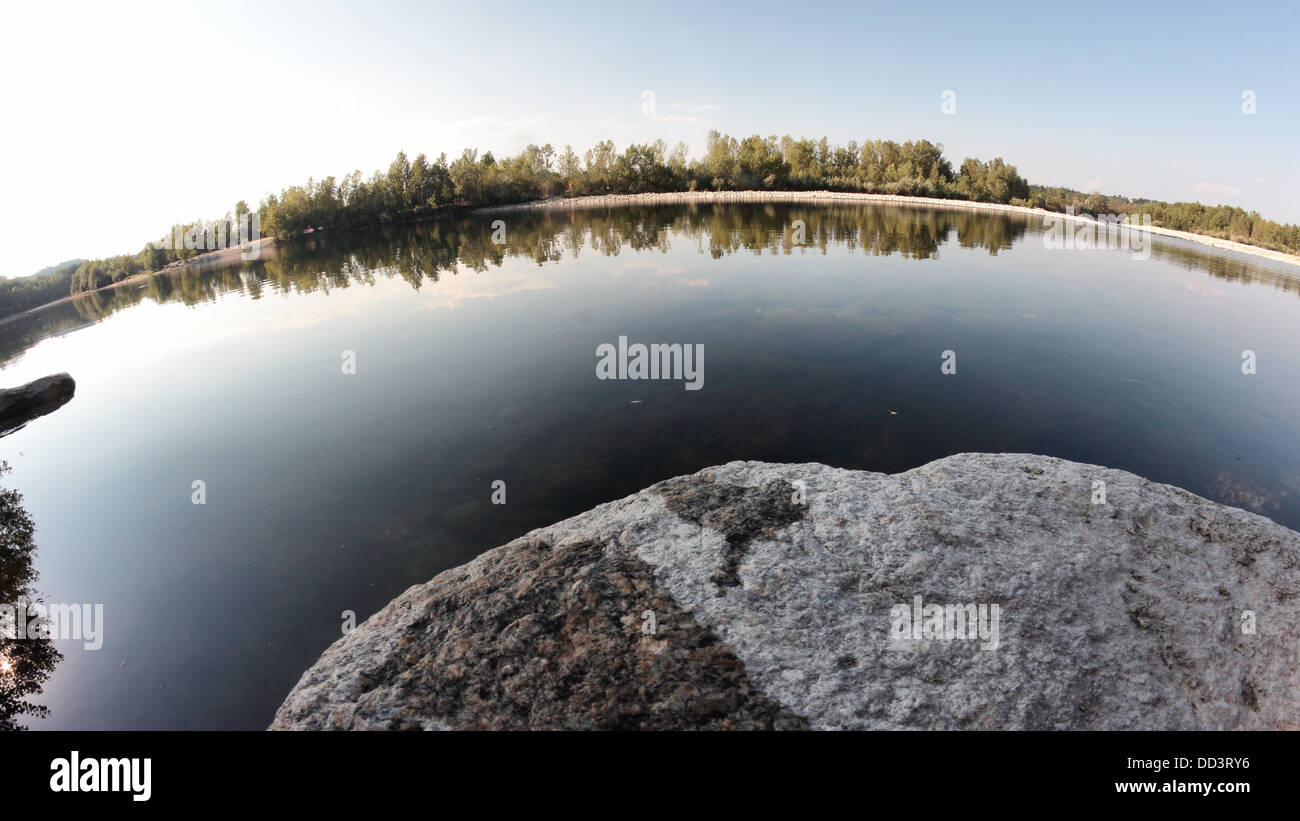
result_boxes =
[0,373,75,437]
[271,454,1300,730]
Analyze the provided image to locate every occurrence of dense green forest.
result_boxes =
[252,135,1026,240]
[3,131,1298,319]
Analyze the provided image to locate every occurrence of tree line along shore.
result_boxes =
[3,132,1299,319]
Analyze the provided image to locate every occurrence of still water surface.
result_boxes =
[2,203,1299,728]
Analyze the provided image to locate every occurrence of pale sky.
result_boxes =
[2,0,1296,276]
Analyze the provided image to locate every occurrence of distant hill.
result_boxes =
[0,259,87,318]
[24,259,86,279]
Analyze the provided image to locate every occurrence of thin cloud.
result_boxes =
[448,115,544,131]
[1192,181,1241,199]
[661,102,720,114]
[602,100,721,132]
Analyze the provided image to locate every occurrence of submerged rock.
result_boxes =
[271,454,1300,730]
[0,373,75,437]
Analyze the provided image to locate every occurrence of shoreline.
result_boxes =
[478,190,1300,269]
[8,191,1299,326]
[0,237,282,326]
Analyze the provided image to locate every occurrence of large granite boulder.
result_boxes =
[271,454,1300,730]
[0,373,75,437]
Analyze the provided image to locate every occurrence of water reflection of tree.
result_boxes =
[0,303,99,369]
[0,462,61,730]
[250,204,1029,276]
[9,203,1297,359]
